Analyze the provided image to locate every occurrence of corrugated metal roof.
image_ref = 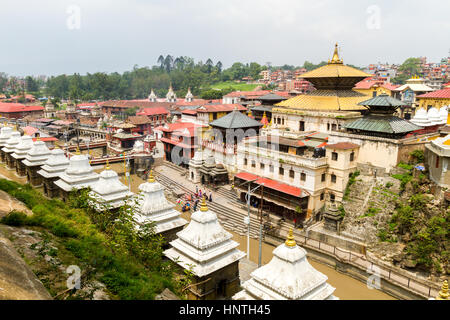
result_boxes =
[210,110,263,129]
[358,94,406,107]
[344,116,423,134]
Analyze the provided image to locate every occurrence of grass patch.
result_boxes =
[0,179,186,300]
[211,81,260,91]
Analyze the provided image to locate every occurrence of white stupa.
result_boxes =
[164,197,245,278]
[166,84,177,103]
[0,126,13,148]
[54,148,100,193]
[428,107,442,126]
[11,135,34,176]
[22,137,52,169]
[233,229,339,300]
[2,131,22,168]
[411,107,432,127]
[37,145,70,180]
[133,170,187,234]
[148,89,158,102]
[185,87,194,102]
[188,145,205,183]
[89,161,134,210]
[439,106,449,125]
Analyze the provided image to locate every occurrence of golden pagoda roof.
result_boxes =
[300,44,371,80]
[274,90,367,112]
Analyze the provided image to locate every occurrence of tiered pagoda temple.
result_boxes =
[11,135,34,177]
[54,148,100,201]
[343,92,423,139]
[164,198,245,300]
[89,161,134,210]
[37,146,70,197]
[22,137,52,186]
[0,126,13,163]
[272,44,371,133]
[134,171,187,242]
[2,131,22,170]
[233,229,338,300]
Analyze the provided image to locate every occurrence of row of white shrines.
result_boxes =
[0,125,338,301]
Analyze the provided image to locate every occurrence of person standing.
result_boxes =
[209,193,212,202]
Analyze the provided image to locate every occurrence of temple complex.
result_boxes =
[393,76,433,119]
[198,154,229,186]
[11,135,34,177]
[2,130,22,170]
[164,198,245,300]
[133,170,187,241]
[233,229,338,300]
[54,148,100,201]
[89,161,134,210]
[22,137,52,186]
[0,126,13,162]
[37,146,70,197]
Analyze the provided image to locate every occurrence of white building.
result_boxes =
[54,149,100,201]
[11,135,34,177]
[89,162,134,210]
[164,198,245,300]
[133,171,187,239]
[233,229,338,300]
[37,146,70,197]
[22,137,52,187]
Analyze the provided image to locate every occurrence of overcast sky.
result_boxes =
[1,0,449,76]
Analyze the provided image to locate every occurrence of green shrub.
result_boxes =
[410,150,425,164]
[1,211,29,226]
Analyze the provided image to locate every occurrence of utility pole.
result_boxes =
[258,183,265,268]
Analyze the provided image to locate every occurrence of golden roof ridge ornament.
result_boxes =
[437,280,449,300]
[285,228,297,247]
[148,169,155,183]
[330,43,343,65]
[200,196,208,212]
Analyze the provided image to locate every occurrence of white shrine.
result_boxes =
[148,89,158,102]
[37,145,70,197]
[0,126,13,163]
[133,171,187,240]
[233,229,339,300]
[11,135,34,177]
[54,148,100,201]
[166,84,177,103]
[164,198,245,300]
[188,145,205,183]
[2,131,22,170]
[22,137,52,186]
[185,87,194,102]
[89,161,134,210]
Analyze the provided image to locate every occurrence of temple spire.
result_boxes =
[200,196,208,212]
[330,43,343,64]
[437,280,449,300]
[106,159,110,170]
[285,228,297,247]
[148,169,155,183]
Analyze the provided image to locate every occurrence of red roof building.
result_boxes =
[156,122,207,167]
[0,103,44,119]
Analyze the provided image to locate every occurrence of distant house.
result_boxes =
[136,107,170,128]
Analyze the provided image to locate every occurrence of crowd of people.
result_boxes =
[181,186,213,212]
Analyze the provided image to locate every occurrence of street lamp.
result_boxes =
[236,178,264,263]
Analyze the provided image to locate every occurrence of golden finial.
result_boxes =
[200,196,208,212]
[76,147,81,155]
[54,144,60,149]
[437,280,449,300]
[285,228,297,247]
[106,159,110,170]
[330,43,343,64]
[148,169,155,183]
[36,135,41,142]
